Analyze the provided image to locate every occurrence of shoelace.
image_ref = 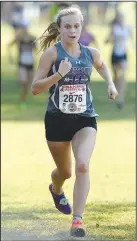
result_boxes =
[59,198,68,205]
[72,220,82,225]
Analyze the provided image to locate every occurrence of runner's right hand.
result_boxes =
[58,57,72,77]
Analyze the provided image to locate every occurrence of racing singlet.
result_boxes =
[18,38,35,66]
[112,24,131,55]
[47,41,99,117]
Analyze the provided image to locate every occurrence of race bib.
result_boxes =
[20,52,34,65]
[59,84,87,114]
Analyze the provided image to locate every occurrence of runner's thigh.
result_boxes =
[72,127,97,170]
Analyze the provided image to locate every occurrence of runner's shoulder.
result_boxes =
[40,46,57,64]
[87,47,100,62]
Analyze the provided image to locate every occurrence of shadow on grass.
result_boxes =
[1,71,136,121]
[1,202,135,241]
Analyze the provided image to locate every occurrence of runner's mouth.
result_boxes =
[69,36,76,39]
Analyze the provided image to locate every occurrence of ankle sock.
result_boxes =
[73,215,82,222]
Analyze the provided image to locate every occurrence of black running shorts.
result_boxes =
[111,52,127,65]
[44,111,97,142]
[18,63,34,70]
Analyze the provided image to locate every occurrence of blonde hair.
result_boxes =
[38,7,83,52]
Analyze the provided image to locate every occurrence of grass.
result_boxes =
[1,3,136,240]
[1,120,136,240]
[1,203,136,240]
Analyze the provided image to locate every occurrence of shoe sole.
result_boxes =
[71,227,86,237]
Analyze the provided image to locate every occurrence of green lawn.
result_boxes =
[1,4,136,240]
[1,119,136,240]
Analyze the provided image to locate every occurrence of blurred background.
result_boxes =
[1,2,136,241]
[1,1,136,118]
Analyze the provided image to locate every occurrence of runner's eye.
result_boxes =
[65,25,71,29]
[75,25,80,29]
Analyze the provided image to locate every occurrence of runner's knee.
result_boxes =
[60,169,72,179]
[76,162,89,175]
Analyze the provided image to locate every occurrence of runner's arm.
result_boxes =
[89,47,114,86]
[89,47,118,99]
[8,33,20,63]
[31,46,61,95]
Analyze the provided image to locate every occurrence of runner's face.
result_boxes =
[60,14,82,44]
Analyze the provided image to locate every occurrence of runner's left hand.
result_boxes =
[108,83,118,100]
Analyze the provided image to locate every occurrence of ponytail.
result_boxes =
[38,22,60,52]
